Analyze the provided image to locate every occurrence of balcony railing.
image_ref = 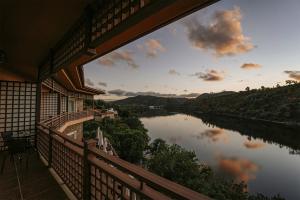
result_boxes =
[36,110,212,200]
[41,110,94,129]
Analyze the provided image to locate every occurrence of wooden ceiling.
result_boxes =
[0,0,92,81]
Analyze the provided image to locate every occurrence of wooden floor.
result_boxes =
[0,150,68,200]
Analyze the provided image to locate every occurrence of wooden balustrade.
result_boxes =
[36,110,212,200]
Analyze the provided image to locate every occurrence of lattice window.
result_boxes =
[91,0,154,42]
[41,92,58,121]
[61,96,68,113]
[0,81,36,133]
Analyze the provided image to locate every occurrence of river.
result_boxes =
[140,113,300,200]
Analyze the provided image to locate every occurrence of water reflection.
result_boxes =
[193,128,228,143]
[218,156,259,183]
[197,113,300,154]
[140,113,300,200]
[243,140,265,149]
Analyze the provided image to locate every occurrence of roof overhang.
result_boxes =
[54,67,105,95]
[0,0,218,86]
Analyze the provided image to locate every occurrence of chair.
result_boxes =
[1,132,29,174]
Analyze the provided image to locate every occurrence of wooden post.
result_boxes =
[48,129,53,167]
[83,140,91,200]
[35,82,42,149]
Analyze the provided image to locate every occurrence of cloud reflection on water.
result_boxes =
[193,128,229,143]
[243,140,266,149]
[218,156,259,183]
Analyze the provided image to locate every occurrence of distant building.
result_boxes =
[149,105,163,110]
[95,108,118,121]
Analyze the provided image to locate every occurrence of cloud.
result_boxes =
[194,128,228,142]
[168,69,180,76]
[145,39,166,57]
[98,50,139,69]
[241,63,261,69]
[192,70,224,81]
[85,78,94,86]
[284,70,300,81]
[243,140,265,149]
[108,89,127,96]
[184,7,254,56]
[98,57,114,66]
[108,89,199,98]
[98,81,107,87]
[218,156,259,183]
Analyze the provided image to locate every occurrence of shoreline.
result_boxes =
[193,111,300,129]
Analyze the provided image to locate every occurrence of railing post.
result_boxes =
[48,129,53,167]
[83,140,91,200]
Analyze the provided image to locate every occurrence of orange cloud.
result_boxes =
[98,57,114,66]
[145,39,166,57]
[218,156,259,183]
[184,7,254,56]
[98,50,139,69]
[192,70,224,81]
[284,70,300,81]
[243,140,265,149]
[241,63,262,69]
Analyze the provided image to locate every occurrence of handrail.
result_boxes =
[40,109,94,130]
[89,146,211,200]
[36,109,212,200]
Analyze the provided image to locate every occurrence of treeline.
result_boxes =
[188,84,300,125]
[113,83,300,125]
[113,95,188,110]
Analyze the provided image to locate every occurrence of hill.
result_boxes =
[112,84,300,125]
[188,84,300,124]
[113,95,188,108]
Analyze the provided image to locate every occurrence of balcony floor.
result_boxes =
[0,150,68,200]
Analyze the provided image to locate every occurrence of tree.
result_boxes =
[146,139,285,200]
[285,80,298,85]
[146,139,248,200]
[245,87,250,92]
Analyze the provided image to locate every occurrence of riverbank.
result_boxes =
[193,111,300,129]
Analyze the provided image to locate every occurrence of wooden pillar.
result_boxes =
[66,96,69,113]
[57,93,61,115]
[48,129,53,167]
[83,140,91,200]
[35,82,42,123]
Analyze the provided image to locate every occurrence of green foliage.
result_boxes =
[146,139,285,200]
[189,84,300,124]
[84,116,149,163]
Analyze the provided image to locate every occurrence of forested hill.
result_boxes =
[112,84,300,124]
[188,84,300,124]
[113,95,188,108]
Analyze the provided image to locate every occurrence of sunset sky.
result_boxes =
[84,0,300,100]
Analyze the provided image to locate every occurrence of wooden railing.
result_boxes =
[36,110,212,200]
[41,110,94,129]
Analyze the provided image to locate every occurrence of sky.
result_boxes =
[84,0,300,101]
